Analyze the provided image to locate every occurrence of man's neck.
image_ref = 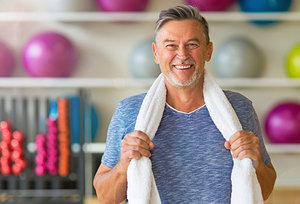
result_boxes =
[165,80,205,113]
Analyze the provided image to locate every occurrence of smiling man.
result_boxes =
[93,5,276,204]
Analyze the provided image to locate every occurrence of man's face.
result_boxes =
[152,19,213,89]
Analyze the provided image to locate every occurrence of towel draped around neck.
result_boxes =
[127,70,263,204]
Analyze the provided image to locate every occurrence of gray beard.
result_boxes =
[165,70,202,89]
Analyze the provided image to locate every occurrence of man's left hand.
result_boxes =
[224,130,262,169]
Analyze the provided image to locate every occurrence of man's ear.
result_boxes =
[152,42,160,64]
[206,42,213,62]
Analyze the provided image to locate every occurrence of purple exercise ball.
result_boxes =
[264,102,300,143]
[0,41,15,77]
[97,0,149,12]
[185,0,236,11]
[22,31,78,77]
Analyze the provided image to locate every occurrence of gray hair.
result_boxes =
[155,5,210,44]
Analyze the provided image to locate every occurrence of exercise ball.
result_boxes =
[84,104,100,142]
[22,31,78,77]
[0,41,15,77]
[213,36,264,78]
[97,0,149,12]
[239,0,292,25]
[264,102,300,143]
[69,96,100,143]
[286,43,300,78]
[185,0,236,11]
[130,39,160,78]
[45,0,96,12]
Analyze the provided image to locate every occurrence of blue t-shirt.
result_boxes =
[102,90,271,204]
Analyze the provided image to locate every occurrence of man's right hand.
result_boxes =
[119,130,155,173]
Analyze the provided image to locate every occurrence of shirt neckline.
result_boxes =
[165,102,206,115]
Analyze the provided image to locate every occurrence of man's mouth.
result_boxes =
[173,64,193,70]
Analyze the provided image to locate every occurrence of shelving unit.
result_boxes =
[1,77,300,88]
[1,1,300,203]
[1,11,300,22]
[0,90,86,204]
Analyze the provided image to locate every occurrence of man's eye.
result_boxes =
[166,44,177,50]
[187,43,199,49]
[166,44,176,48]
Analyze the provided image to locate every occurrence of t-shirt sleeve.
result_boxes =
[226,90,271,166]
[101,94,144,169]
[244,103,271,166]
[101,102,127,168]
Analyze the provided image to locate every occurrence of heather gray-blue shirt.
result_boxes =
[102,90,271,204]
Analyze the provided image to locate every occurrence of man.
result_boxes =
[93,5,276,204]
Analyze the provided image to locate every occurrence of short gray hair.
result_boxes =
[155,5,210,44]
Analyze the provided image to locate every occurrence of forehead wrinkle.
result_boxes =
[163,39,175,44]
[162,38,201,45]
[187,38,201,43]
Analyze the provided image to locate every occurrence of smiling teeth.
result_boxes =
[174,65,192,69]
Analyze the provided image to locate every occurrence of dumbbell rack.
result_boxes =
[0,89,86,204]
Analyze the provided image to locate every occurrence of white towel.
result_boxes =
[127,70,263,204]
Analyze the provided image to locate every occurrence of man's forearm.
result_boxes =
[93,163,127,204]
[256,162,277,201]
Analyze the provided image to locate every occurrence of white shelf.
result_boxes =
[1,11,300,22]
[83,143,300,154]
[265,144,300,154]
[83,143,106,153]
[275,178,300,187]
[27,142,81,153]
[27,143,300,154]
[217,78,300,88]
[0,77,155,88]
[0,12,158,22]
[1,77,300,88]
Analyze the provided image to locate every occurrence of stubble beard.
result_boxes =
[165,69,202,89]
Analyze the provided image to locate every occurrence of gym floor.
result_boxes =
[85,187,300,204]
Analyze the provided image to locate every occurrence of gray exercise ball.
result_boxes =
[129,39,161,78]
[213,36,264,78]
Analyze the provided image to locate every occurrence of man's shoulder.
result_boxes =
[109,93,146,134]
[223,90,255,120]
[119,92,146,107]
[224,90,252,106]
[117,93,146,116]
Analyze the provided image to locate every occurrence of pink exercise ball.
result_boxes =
[0,41,15,77]
[264,102,300,143]
[185,0,236,11]
[97,0,150,12]
[22,31,78,77]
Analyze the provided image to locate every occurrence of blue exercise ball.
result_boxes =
[69,96,100,143]
[213,36,265,78]
[130,39,161,78]
[239,0,292,25]
[89,105,100,142]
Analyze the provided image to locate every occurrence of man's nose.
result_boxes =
[176,46,189,60]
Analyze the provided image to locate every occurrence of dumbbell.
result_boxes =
[35,133,47,176]
[0,121,11,176]
[46,118,58,175]
[11,131,26,175]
